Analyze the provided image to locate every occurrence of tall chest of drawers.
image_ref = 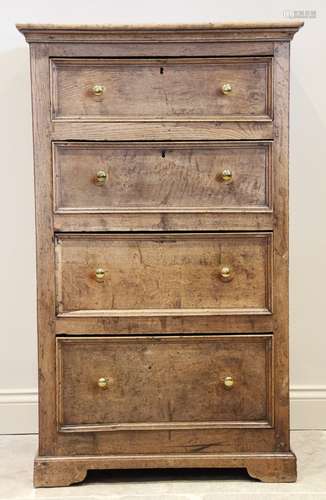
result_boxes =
[18,22,303,486]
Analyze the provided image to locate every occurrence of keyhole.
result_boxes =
[160,67,164,74]
[161,151,166,158]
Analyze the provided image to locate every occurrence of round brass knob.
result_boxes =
[92,84,105,96]
[224,376,234,389]
[95,268,106,283]
[95,170,108,186]
[221,83,232,95]
[98,377,109,390]
[221,169,233,183]
[219,265,233,282]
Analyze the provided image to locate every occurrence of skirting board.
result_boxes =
[0,386,325,434]
[0,389,38,434]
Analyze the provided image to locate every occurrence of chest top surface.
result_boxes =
[17,21,303,42]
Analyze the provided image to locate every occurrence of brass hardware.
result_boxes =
[221,169,233,183]
[218,265,233,282]
[224,376,234,389]
[92,84,105,96]
[98,377,109,390]
[95,268,106,283]
[221,83,232,95]
[95,170,108,186]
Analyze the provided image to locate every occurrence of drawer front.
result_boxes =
[56,335,273,432]
[55,233,272,316]
[51,57,273,121]
[53,141,272,214]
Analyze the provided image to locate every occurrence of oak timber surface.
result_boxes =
[53,141,271,213]
[57,335,273,431]
[17,22,301,486]
[55,233,272,316]
[51,57,272,121]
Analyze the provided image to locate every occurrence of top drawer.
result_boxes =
[51,57,273,122]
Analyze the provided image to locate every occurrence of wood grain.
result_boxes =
[45,41,275,58]
[17,21,304,44]
[56,335,273,431]
[51,57,272,121]
[33,452,296,487]
[29,44,57,456]
[53,211,274,232]
[18,22,301,486]
[55,313,274,335]
[55,426,278,456]
[51,119,274,142]
[53,141,272,214]
[55,233,272,316]
[272,42,291,453]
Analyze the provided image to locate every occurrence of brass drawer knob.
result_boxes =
[98,377,109,390]
[221,169,233,183]
[92,84,105,96]
[221,83,232,95]
[219,265,233,282]
[224,376,234,389]
[95,268,106,283]
[95,170,108,186]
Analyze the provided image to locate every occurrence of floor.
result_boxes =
[0,432,325,499]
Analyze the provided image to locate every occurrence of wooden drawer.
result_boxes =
[55,233,272,317]
[53,141,272,214]
[51,57,273,121]
[56,335,273,432]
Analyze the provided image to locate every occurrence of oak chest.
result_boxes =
[17,21,303,486]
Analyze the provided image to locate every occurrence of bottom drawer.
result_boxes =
[56,335,273,432]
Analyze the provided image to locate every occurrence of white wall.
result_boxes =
[0,0,325,433]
